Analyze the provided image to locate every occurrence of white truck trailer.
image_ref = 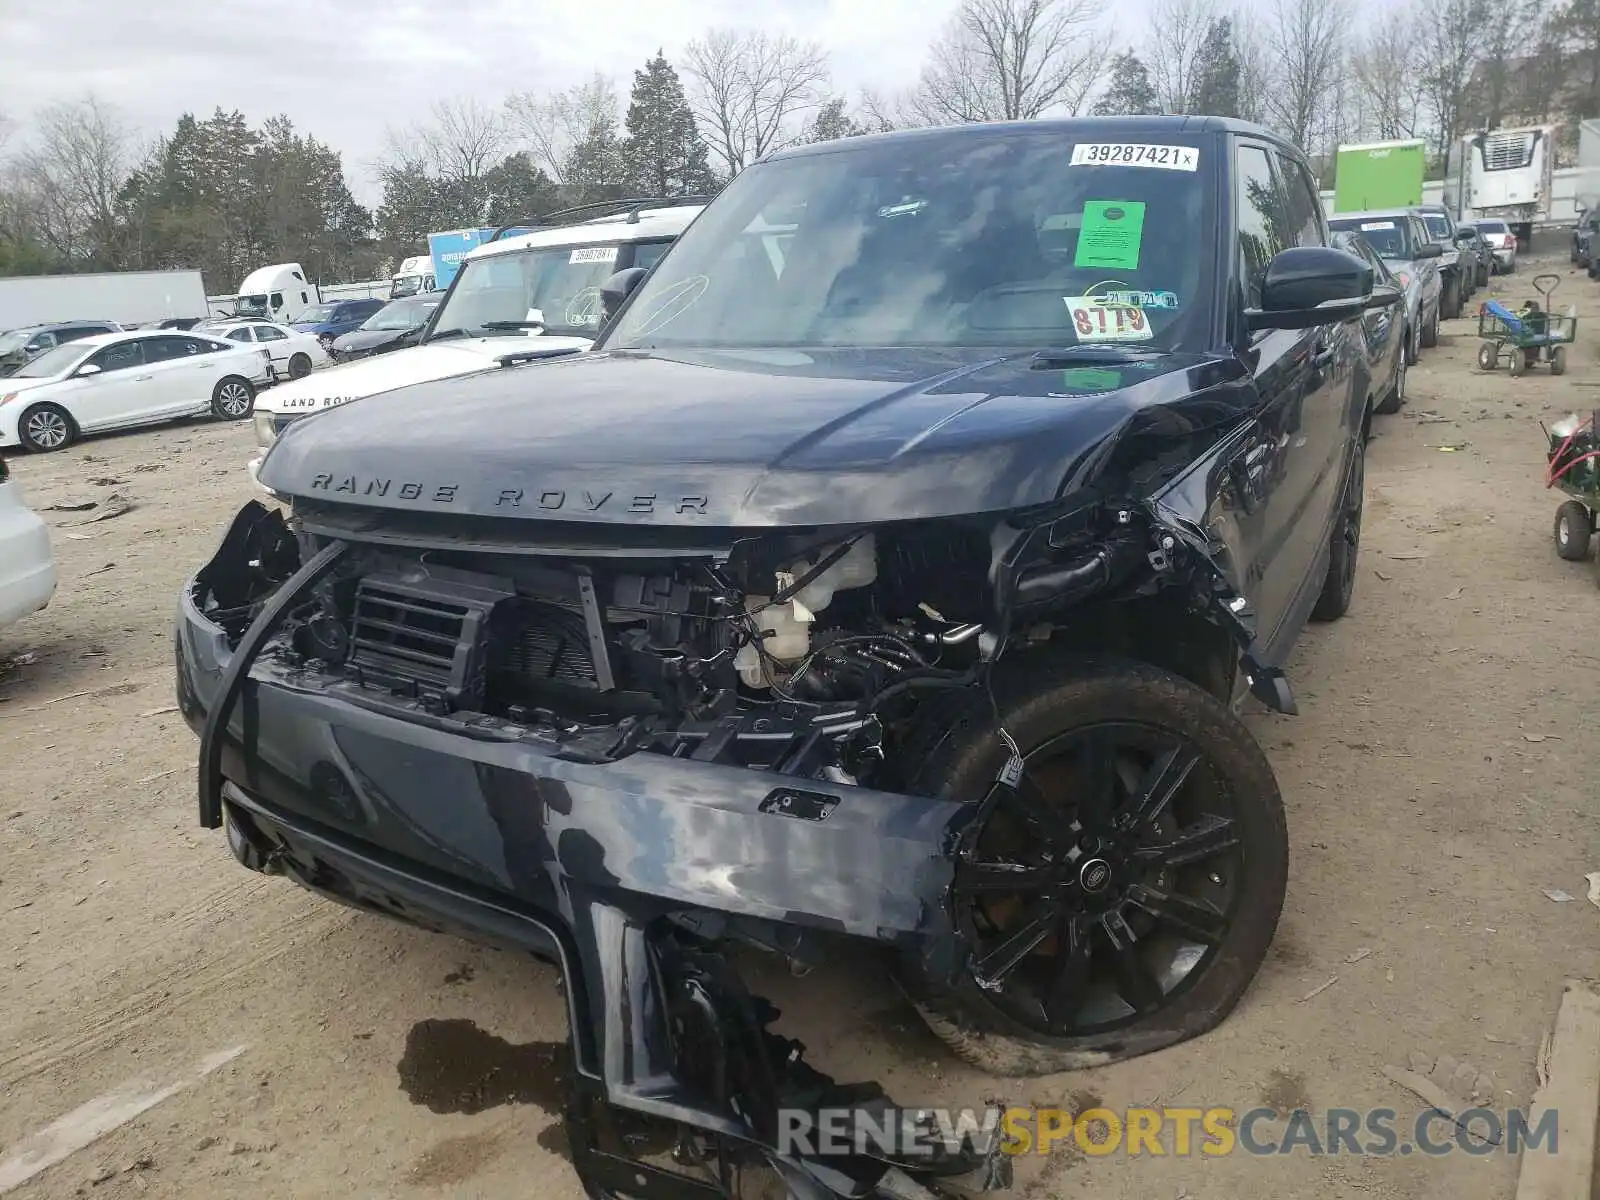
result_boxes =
[1446,125,1557,242]
[0,270,208,331]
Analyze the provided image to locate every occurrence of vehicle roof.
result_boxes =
[473,206,706,260]
[59,328,231,352]
[13,319,119,332]
[768,114,1293,162]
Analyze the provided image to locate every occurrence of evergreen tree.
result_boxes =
[1188,19,1243,118]
[621,51,716,195]
[805,97,864,142]
[1092,53,1161,116]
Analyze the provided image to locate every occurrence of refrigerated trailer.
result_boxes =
[0,270,208,331]
[1444,125,1556,242]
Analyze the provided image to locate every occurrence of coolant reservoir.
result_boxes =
[783,534,878,622]
[733,595,812,688]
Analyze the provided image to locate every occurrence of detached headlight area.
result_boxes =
[252,412,278,447]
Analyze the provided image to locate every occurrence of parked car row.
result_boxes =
[0,330,270,453]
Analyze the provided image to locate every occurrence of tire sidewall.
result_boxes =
[897,659,1288,1067]
[18,402,74,453]
[212,377,255,420]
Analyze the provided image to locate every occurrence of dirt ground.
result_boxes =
[3,238,1599,1200]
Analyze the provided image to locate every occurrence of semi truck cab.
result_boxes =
[233,263,318,324]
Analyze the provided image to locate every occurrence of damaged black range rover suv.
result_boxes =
[177,117,1395,1198]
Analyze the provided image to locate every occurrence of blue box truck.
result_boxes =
[427,226,538,289]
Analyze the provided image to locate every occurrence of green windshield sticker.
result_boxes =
[1074,201,1146,270]
[1058,367,1123,392]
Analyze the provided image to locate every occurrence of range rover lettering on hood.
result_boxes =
[307,472,709,514]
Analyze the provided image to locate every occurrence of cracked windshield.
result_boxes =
[429,243,625,339]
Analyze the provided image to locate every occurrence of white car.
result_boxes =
[204,320,328,381]
[248,199,706,490]
[0,452,56,629]
[0,330,272,453]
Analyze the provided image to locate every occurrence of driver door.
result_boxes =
[1231,141,1348,658]
[67,340,148,430]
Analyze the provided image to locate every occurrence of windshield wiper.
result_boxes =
[480,320,547,332]
[1030,345,1165,367]
[427,327,469,341]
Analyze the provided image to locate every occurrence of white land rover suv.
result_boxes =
[248,198,706,490]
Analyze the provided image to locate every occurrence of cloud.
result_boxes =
[3,0,956,204]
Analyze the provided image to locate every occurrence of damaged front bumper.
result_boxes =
[175,532,1010,1199]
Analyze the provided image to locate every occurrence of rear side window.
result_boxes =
[255,325,287,341]
[142,335,203,362]
[1236,144,1290,309]
[227,328,253,342]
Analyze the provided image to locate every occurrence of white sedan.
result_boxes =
[205,320,329,381]
[0,451,56,629]
[0,330,272,454]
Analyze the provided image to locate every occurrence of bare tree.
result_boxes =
[505,75,619,184]
[386,96,507,186]
[1146,0,1220,113]
[12,95,133,260]
[682,29,830,175]
[908,0,1110,124]
[1349,12,1427,140]
[1232,25,1272,124]
[1417,0,1490,159]
[1263,0,1347,150]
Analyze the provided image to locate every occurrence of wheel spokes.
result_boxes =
[973,899,1061,988]
[1075,731,1120,830]
[1132,813,1239,868]
[1123,745,1199,831]
[954,855,1055,894]
[1041,914,1093,1030]
[1101,909,1166,1015]
[1126,884,1228,945]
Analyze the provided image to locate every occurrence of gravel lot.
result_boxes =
[3,241,1599,1199]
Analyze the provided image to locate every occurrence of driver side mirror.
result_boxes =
[75,363,102,377]
[1416,242,1444,259]
[1455,229,1477,242]
[1246,246,1381,331]
[599,267,649,326]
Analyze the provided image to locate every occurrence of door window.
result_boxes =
[25,333,56,352]
[88,341,144,373]
[226,327,254,342]
[254,325,288,341]
[1275,154,1326,246]
[270,292,284,311]
[142,336,203,363]
[1236,144,1291,309]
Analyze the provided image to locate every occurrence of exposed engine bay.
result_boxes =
[197,498,1292,784]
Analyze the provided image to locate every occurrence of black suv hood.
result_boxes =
[333,327,412,354]
[259,347,1247,526]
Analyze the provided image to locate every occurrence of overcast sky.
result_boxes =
[5,0,967,206]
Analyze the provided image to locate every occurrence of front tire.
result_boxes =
[1555,501,1593,561]
[1421,305,1439,348]
[211,377,255,421]
[1442,277,1461,319]
[18,402,75,453]
[895,659,1287,1077]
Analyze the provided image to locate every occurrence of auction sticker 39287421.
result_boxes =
[1069,143,1200,171]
